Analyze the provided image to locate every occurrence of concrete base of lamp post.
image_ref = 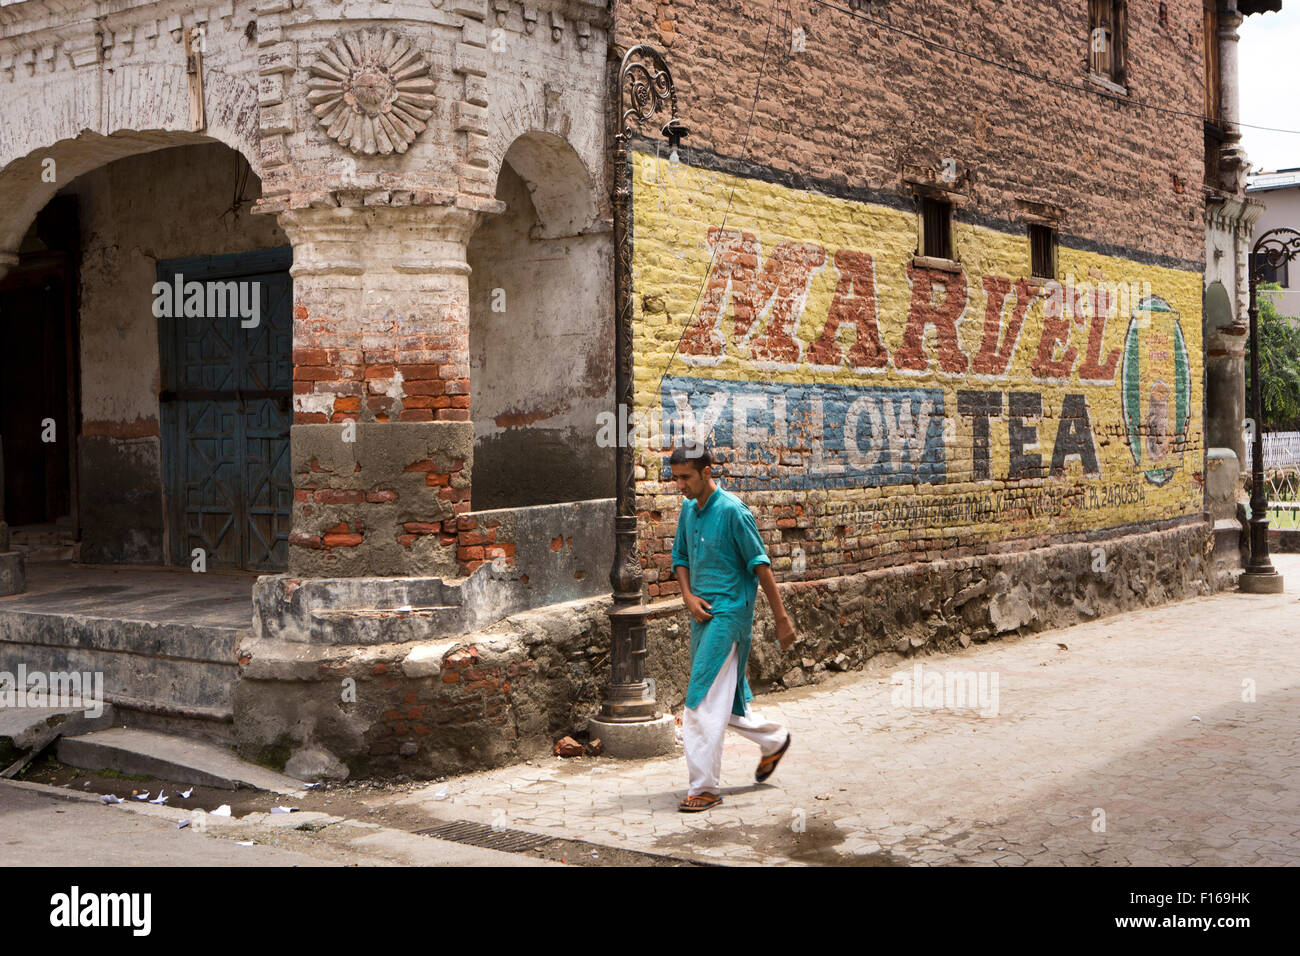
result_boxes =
[1238,570,1285,594]
[586,713,676,759]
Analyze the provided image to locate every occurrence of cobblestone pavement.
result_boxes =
[386,555,1300,866]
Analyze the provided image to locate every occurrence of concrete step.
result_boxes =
[307,605,466,644]
[9,529,79,563]
[0,606,244,721]
[15,545,80,563]
[0,703,116,775]
[254,574,469,644]
[1212,517,1246,566]
[9,529,76,546]
[56,728,303,794]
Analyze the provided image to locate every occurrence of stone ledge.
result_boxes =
[232,521,1215,779]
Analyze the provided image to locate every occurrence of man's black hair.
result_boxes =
[669,440,713,472]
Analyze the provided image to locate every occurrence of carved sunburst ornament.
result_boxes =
[307,30,436,155]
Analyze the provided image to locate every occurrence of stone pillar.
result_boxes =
[278,200,484,578]
[1217,4,1249,193]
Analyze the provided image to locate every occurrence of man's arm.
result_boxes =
[729,505,795,650]
[675,565,713,622]
[671,513,712,623]
[754,564,795,649]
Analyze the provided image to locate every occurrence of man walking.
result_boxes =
[669,442,795,812]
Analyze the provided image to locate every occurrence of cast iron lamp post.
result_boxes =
[1239,226,1300,593]
[596,45,687,728]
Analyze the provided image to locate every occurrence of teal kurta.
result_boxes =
[672,485,771,716]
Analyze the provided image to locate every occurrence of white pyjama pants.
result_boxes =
[683,641,789,796]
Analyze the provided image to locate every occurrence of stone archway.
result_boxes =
[467,130,613,510]
[1204,279,1243,462]
[1,138,290,568]
[0,7,280,567]
[0,11,262,273]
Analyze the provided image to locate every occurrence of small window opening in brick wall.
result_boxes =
[1029,223,1057,280]
[920,195,953,260]
[1089,0,1127,86]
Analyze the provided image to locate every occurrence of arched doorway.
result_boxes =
[0,138,291,570]
[466,131,612,510]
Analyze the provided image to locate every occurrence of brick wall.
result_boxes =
[617,0,1207,266]
[291,335,472,426]
[615,1,1212,597]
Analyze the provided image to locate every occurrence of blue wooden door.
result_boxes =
[158,248,293,571]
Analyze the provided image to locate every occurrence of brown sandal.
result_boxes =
[755,732,792,782]
[679,792,722,813]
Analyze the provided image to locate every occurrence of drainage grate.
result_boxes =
[414,820,555,853]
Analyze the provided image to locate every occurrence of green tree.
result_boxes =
[1247,283,1300,431]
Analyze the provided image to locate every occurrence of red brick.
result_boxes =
[396,364,443,380]
[323,533,364,548]
[403,380,446,396]
[403,522,441,533]
[292,348,330,365]
[295,366,344,381]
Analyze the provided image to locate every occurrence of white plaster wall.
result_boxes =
[1205,221,1242,299]
[467,159,612,507]
[0,0,263,253]
[69,142,287,426]
[1249,185,1300,318]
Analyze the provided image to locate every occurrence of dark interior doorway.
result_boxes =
[0,196,79,538]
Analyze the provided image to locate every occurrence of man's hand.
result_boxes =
[685,593,713,623]
[774,613,795,650]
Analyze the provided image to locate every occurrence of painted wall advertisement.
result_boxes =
[630,150,1203,546]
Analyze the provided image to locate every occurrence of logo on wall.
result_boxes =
[1120,295,1190,486]
[307,30,436,155]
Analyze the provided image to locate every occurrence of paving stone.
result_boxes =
[384,557,1300,866]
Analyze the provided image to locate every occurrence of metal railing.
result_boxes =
[1245,465,1300,529]
[1242,431,1300,471]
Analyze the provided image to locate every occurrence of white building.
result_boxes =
[1247,167,1300,318]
